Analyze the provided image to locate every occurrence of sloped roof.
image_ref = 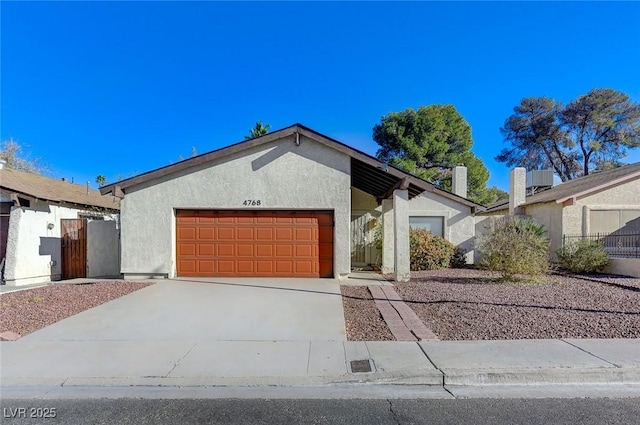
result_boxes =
[0,167,120,210]
[483,162,640,213]
[100,123,484,210]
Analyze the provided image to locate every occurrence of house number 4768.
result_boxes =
[243,200,261,206]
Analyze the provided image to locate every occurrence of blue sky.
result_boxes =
[2,1,639,192]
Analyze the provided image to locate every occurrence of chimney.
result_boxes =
[0,159,6,170]
[509,167,526,214]
[452,166,467,198]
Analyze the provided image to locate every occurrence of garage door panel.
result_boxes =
[275,261,293,273]
[179,227,196,239]
[295,261,313,274]
[179,260,197,273]
[275,228,293,240]
[256,228,273,240]
[237,261,254,273]
[295,228,313,241]
[256,244,273,257]
[176,210,333,277]
[217,244,234,257]
[275,244,293,257]
[217,228,234,240]
[256,261,273,272]
[198,260,215,273]
[199,228,215,240]
[217,261,235,273]
[275,217,294,224]
[295,245,312,257]
[179,244,196,256]
[237,228,254,240]
[236,244,253,257]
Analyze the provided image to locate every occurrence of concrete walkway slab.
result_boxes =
[1,340,193,380]
[168,341,311,378]
[419,339,621,385]
[564,338,640,367]
[20,278,346,342]
[420,339,615,370]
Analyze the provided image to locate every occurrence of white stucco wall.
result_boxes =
[120,134,352,278]
[606,258,640,278]
[4,202,79,286]
[87,220,120,278]
[3,198,121,286]
[409,191,476,263]
[563,178,640,236]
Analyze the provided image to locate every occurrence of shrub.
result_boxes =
[409,228,456,270]
[556,239,611,274]
[477,216,549,279]
[450,247,469,268]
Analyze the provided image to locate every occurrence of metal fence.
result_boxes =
[562,232,640,259]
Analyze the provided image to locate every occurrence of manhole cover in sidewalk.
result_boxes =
[350,360,372,373]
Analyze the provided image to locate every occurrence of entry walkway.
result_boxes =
[368,285,438,341]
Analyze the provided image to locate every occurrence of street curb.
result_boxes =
[441,367,640,386]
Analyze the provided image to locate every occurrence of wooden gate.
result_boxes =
[61,219,87,279]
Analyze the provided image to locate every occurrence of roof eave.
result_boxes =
[555,169,640,204]
[99,123,484,210]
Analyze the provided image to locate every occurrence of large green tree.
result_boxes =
[373,105,505,205]
[497,88,640,181]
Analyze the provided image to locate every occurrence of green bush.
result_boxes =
[409,228,456,270]
[450,247,469,268]
[556,239,611,274]
[477,216,549,279]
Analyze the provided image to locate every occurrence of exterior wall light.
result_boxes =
[47,222,55,230]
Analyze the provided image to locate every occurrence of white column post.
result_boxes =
[381,199,394,274]
[393,189,410,282]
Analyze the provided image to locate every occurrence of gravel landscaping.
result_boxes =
[341,286,394,341]
[342,269,640,341]
[0,281,151,338]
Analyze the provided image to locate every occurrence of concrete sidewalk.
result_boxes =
[2,338,639,389]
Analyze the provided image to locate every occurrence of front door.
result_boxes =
[61,218,87,279]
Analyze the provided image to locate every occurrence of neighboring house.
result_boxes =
[478,164,640,277]
[100,124,483,282]
[0,166,121,286]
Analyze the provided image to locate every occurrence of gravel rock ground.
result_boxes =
[341,286,394,341]
[0,281,151,338]
[396,269,640,340]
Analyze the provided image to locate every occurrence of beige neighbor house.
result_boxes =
[100,124,484,282]
[478,163,640,277]
[0,166,121,286]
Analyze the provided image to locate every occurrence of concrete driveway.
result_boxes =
[20,278,347,342]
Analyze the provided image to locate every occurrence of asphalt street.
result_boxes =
[2,398,640,425]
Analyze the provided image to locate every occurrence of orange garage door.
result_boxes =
[176,210,333,277]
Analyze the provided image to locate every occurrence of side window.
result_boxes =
[409,216,444,238]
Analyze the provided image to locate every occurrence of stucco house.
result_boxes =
[478,164,640,277]
[0,166,121,286]
[100,124,483,282]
